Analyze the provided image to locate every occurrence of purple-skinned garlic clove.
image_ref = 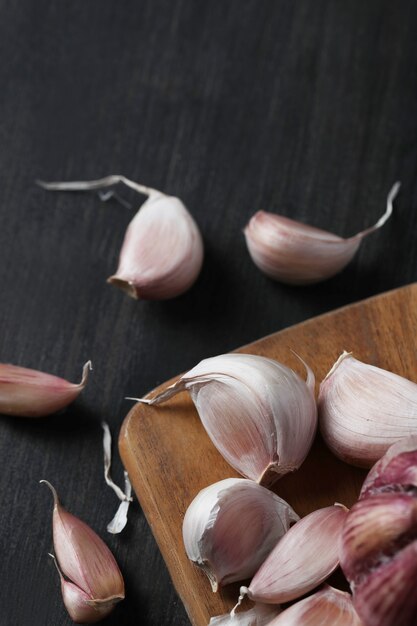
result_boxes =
[183,478,299,591]
[244,183,399,285]
[0,361,91,417]
[41,481,125,623]
[37,175,204,300]
[266,586,363,626]
[234,504,348,607]
[318,352,417,468]
[133,352,317,485]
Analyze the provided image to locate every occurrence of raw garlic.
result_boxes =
[37,175,204,300]
[0,361,91,417]
[134,353,317,485]
[183,478,299,591]
[41,481,124,623]
[234,504,347,607]
[244,183,399,285]
[319,352,417,468]
[209,603,281,625]
[266,586,363,625]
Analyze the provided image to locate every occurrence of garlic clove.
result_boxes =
[41,481,124,622]
[209,604,281,625]
[244,182,399,285]
[0,360,91,417]
[183,478,299,591]
[360,434,417,498]
[135,353,317,485]
[37,175,204,300]
[236,504,348,605]
[266,586,363,625]
[318,352,417,468]
[340,497,417,626]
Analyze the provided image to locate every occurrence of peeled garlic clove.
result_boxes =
[37,175,204,300]
[137,352,317,485]
[183,478,299,591]
[209,604,281,625]
[0,360,91,417]
[340,494,417,626]
[266,586,363,626]
[360,434,417,498]
[244,183,399,285]
[41,481,124,622]
[237,504,347,605]
[318,352,417,468]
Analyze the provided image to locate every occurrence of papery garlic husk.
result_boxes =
[244,182,399,285]
[236,504,348,605]
[340,437,417,626]
[0,361,91,417]
[318,351,417,468]
[266,586,363,625]
[37,175,204,300]
[41,481,124,623]
[360,434,417,498]
[183,478,299,591]
[137,353,317,485]
[209,603,281,625]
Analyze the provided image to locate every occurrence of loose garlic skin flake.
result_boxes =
[37,176,204,300]
[183,478,299,591]
[319,352,417,468]
[137,353,317,485]
[0,361,91,417]
[244,182,400,285]
[41,481,125,623]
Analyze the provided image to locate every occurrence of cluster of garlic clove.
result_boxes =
[182,478,299,591]
[136,352,317,485]
[0,360,91,417]
[339,436,417,626]
[38,175,204,300]
[318,352,417,467]
[41,481,125,623]
[244,183,400,285]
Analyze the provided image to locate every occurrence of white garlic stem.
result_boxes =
[209,603,281,625]
[37,175,204,300]
[183,478,299,591]
[319,352,417,468]
[132,353,317,485]
[244,182,400,285]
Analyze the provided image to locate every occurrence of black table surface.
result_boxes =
[1,1,417,624]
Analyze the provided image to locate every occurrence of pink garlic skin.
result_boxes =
[267,586,363,626]
[243,504,348,604]
[43,481,124,623]
[340,436,417,626]
[108,194,204,300]
[244,212,359,285]
[0,361,91,417]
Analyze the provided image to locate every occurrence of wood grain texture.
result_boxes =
[1,1,417,624]
[120,283,417,625]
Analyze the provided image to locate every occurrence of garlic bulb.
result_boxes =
[136,353,317,485]
[0,360,91,417]
[235,504,347,606]
[244,182,399,285]
[266,586,363,626]
[340,437,417,626]
[37,175,204,300]
[183,478,299,591]
[319,352,417,468]
[209,604,281,625]
[41,481,125,623]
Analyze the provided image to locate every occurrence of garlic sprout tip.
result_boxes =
[40,479,59,505]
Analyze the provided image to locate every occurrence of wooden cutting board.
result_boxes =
[119,283,417,626]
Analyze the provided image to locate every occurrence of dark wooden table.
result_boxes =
[1,1,416,625]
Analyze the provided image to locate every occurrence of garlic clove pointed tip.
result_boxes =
[107,276,139,299]
[40,479,59,507]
